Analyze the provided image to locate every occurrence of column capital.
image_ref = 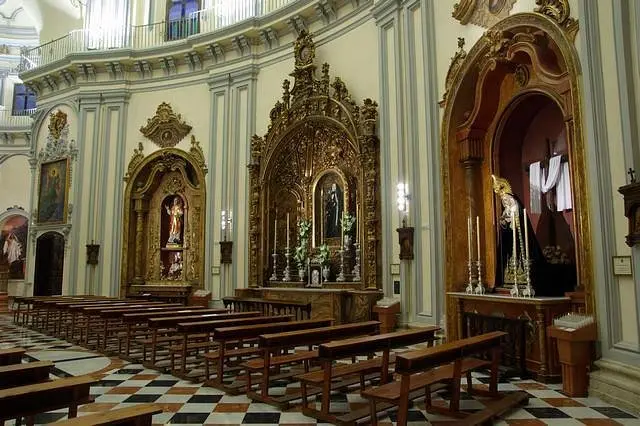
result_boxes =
[457,127,485,166]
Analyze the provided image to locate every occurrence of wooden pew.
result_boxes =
[206,319,333,393]
[0,348,25,366]
[361,331,529,426]
[223,296,311,320]
[243,321,381,406]
[172,315,295,379]
[295,327,440,423]
[0,375,98,425]
[119,308,227,359]
[143,311,261,367]
[53,404,163,426]
[25,297,110,330]
[0,361,54,389]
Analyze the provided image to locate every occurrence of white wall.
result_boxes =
[0,155,31,212]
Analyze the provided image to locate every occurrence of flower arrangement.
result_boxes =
[317,243,330,265]
[341,212,356,233]
[294,218,312,268]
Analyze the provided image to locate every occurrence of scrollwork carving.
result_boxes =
[125,142,144,182]
[534,0,578,39]
[140,102,192,148]
[452,0,517,28]
[189,135,207,175]
[440,38,467,107]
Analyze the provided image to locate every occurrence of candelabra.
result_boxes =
[523,259,535,298]
[465,258,474,294]
[282,249,292,281]
[474,260,485,295]
[351,243,361,281]
[269,253,278,281]
[336,249,346,282]
[509,258,520,297]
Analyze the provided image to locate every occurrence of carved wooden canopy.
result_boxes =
[248,30,381,289]
[140,102,192,148]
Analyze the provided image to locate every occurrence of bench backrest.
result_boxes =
[52,404,163,425]
[98,304,185,318]
[177,315,294,334]
[215,319,333,341]
[259,321,380,348]
[318,326,440,360]
[122,308,225,322]
[394,331,506,374]
[0,348,25,366]
[82,303,166,313]
[148,311,261,328]
[0,361,53,389]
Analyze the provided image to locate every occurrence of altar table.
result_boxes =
[235,286,382,324]
[448,292,571,382]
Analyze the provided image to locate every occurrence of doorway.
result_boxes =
[34,232,65,296]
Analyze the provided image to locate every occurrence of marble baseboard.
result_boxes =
[589,358,640,416]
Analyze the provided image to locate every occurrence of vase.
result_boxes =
[298,265,305,282]
[343,234,352,250]
[322,265,330,282]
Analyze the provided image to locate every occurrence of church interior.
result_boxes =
[0,0,640,424]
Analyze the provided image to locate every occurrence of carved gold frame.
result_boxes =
[120,140,207,296]
[440,4,593,338]
[248,30,381,289]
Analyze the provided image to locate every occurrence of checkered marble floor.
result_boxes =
[2,315,639,425]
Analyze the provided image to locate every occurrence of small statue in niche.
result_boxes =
[165,196,184,247]
[325,182,343,238]
[168,252,183,280]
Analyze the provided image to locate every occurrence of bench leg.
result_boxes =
[397,375,411,426]
[369,399,378,426]
[466,371,473,395]
[424,384,432,408]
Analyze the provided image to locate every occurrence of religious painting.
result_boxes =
[0,215,28,279]
[37,158,70,224]
[313,171,346,246]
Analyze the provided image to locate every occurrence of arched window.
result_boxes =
[167,0,200,41]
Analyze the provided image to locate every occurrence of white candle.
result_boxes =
[467,216,472,261]
[286,213,290,249]
[524,208,530,261]
[512,209,517,282]
[341,213,345,249]
[273,218,277,254]
[476,216,481,262]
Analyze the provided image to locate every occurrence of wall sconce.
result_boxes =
[86,241,100,265]
[396,182,414,260]
[220,209,233,264]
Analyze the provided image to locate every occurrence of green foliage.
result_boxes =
[341,212,356,233]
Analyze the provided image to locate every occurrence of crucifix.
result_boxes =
[628,168,636,183]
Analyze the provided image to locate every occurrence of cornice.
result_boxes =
[371,0,401,24]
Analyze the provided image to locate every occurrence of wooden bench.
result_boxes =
[223,296,311,320]
[206,319,333,394]
[0,375,98,425]
[295,327,440,423]
[361,331,529,426]
[172,315,295,379]
[118,307,226,358]
[143,311,261,367]
[0,361,54,389]
[53,404,163,426]
[243,321,381,407]
[0,348,25,366]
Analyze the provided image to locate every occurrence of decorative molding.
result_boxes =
[287,15,308,36]
[139,102,192,149]
[440,37,467,107]
[124,142,144,182]
[452,0,517,28]
[0,7,23,22]
[189,135,207,175]
[534,0,578,40]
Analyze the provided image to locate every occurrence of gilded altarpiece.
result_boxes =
[247,31,382,291]
[120,105,207,302]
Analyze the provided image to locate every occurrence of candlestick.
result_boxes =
[286,213,290,249]
[476,216,481,262]
[273,218,277,254]
[341,213,345,249]
[524,208,529,261]
[356,201,360,244]
[512,209,517,286]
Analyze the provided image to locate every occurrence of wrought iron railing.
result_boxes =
[0,108,36,129]
[20,0,296,71]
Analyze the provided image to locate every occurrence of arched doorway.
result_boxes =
[34,232,65,296]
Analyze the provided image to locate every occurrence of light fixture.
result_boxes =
[396,182,409,224]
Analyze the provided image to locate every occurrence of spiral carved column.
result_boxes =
[133,198,148,283]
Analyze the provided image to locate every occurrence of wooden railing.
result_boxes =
[222,296,311,321]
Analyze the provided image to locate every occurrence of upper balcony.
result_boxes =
[20,0,307,72]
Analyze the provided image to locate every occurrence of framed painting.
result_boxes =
[37,158,70,224]
[0,214,28,279]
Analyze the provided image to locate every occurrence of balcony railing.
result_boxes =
[20,0,296,71]
[0,108,35,130]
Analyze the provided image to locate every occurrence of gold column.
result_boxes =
[459,128,485,261]
[133,198,148,283]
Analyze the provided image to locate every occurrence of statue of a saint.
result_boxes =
[165,196,184,246]
[492,174,548,293]
[325,183,343,238]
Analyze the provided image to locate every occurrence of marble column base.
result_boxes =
[589,358,640,416]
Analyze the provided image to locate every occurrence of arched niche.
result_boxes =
[248,30,381,289]
[120,140,207,297]
[440,10,592,331]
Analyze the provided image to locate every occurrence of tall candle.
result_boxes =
[467,216,472,261]
[341,213,345,249]
[476,216,481,262]
[524,208,529,261]
[286,213,290,249]
[273,218,277,254]
[512,209,517,281]
[356,202,360,244]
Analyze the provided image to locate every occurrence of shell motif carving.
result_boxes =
[140,102,192,148]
